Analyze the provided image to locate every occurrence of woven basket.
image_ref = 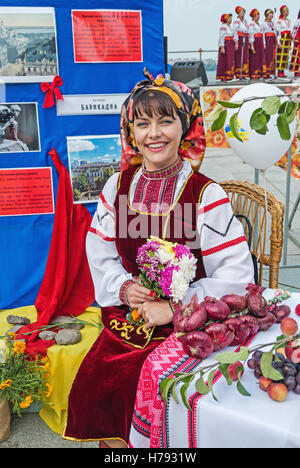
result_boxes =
[220,180,284,289]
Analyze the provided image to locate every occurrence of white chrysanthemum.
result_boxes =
[170,269,189,302]
[155,246,175,264]
[178,254,197,282]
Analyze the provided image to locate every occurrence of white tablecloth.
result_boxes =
[165,289,300,448]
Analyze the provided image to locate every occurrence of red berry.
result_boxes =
[295,304,300,317]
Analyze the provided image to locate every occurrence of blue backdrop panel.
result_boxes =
[0,0,164,309]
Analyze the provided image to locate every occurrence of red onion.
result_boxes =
[240,315,259,336]
[172,294,207,332]
[204,323,234,351]
[223,317,250,346]
[181,331,214,360]
[270,304,291,323]
[246,283,267,317]
[202,296,231,321]
[220,294,247,313]
[257,312,276,331]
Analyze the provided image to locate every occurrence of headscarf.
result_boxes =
[221,14,232,23]
[120,68,206,171]
[235,6,245,15]
[250,9,259,18]
[279,5,288,18]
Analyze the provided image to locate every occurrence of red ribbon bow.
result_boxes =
[41,75,64,108]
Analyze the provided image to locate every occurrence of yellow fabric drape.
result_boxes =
[0,306,103,435]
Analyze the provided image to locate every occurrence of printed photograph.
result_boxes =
[0,102,40,153]
[67,135,121,204]
[0,6,58,82]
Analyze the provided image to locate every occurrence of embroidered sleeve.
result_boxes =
[218,25,227,47]
[86,172,134,307]
[292,20,300,39]
[183,183,254,304]
[233,19,240,41]
[249,22,256,43]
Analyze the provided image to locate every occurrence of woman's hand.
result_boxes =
[235,41,239,51]
[126,283,156,309]
[220,46,226,54]
[138,300,173,330]
[251,44,256,54]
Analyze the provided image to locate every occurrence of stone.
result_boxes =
[6,315,30,326]
[38,331,57,341]
[55,329,81,346]
[50,316,84,330]
[6,325,24,337]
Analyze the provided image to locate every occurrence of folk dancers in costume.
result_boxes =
[233,6,250,79]
[290,10,300,78]
[263,9,277,78]
[249,9,267,79]
[216,14,235,81]
[63,70,254,448]
[276,5,292,78]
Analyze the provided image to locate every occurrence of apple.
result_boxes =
[280,318,298,336]
[267,383,288,402]
[228,361,244,381]
[259,376,272,392]
[285,341,300,364]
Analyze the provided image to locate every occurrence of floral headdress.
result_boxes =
[279,5,288,18]
[250,9,259,18]
[120,67,206,171]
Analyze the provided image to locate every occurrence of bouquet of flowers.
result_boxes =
[0,334,52,416]
[128,236,197,324]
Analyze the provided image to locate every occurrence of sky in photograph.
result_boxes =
[0,10,55,28]
[163,0,299,55]
[68,136,121,164]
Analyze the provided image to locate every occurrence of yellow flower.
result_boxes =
[19,395,33,409]
[13,341,26,355]
[0,379,12,389]
[45,383,53,398]
[154,76,165,87]
[131,309,142,322]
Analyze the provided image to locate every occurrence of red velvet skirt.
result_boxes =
[265,33,276,76]
[249,35,267,79]
[216,37,235,80]
[63,305,173,444]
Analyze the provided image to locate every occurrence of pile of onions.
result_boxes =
[172,283,292,359]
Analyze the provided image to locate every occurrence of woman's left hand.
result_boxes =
[138,300,173,330]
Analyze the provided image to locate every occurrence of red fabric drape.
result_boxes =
[17,149,95,355]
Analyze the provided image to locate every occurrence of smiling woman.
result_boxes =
[63,69,254,448]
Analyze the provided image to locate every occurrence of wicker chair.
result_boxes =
[220,180,284,289]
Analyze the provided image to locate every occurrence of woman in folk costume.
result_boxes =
[262,9,277,78]
[63,69,254,448]
[249,9,267,79]
[289,10,300,78]
[276,5,292,78]
[216,14,235,81]
[233,6,250,79]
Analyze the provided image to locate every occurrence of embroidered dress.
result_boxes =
[276,17,292,72]
[262,20,277,76]
[290,19,300,75]
[63,159,254,445]
[249,21,267,79]
[216,23,235,81]
[233,17,250,78]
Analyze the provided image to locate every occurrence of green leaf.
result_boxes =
[180,374,194,411]
[261,96,281,115]
[204,103,224,123]
[215,346,249,364]
[230,112,243,142]
[171,381,179,404]
[236,380,251,397]
[207,369,219,402]
[160,378,175,403]
[217,100,244,109]
[278,100,295,116]
[277,114,291,141]
[250,108,267,131]
[218,364,233,386]
[211,109,227,132]
[259,351,283,381]
[255,125,268,135]
[195,375,210,395]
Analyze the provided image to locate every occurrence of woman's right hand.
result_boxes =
[251,45,256,54]
[220,46,226,54]
[126,282,156,309]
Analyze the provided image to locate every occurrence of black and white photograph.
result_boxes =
[0,6,58,83]
[67,134,121,203]
[0,102,40,153]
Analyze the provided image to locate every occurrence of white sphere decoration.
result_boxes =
[224,83,296,170]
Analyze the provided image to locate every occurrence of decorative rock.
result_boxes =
[6,315,30,326]
[38,331,57,341]
[50,316,84,330]
[6,325,24,337]
[55,329,81,346]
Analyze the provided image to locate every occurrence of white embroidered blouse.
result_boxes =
[218,23,234,48]
[86,159,254,307]
[233,17,249,42]
[249,21,266,46]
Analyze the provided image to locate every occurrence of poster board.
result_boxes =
[0,0,164,310]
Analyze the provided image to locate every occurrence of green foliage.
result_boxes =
[209,92,299,143]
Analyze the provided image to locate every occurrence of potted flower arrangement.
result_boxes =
[0,334,52,443]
